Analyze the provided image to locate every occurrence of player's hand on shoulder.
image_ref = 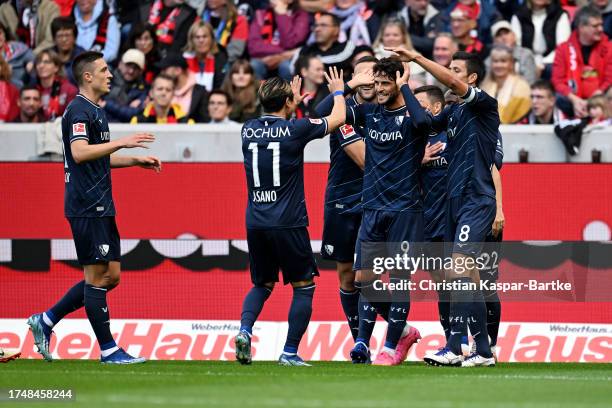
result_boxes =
[120,133,155,149]
[137,156,162,173]
[324,66,344,94]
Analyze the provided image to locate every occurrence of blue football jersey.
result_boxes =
[325,95,364,214]
[62,94,115,217]
[421,130,449,240]
[346,100,428,212]
[432,87,500,199]
[242,115,329,229]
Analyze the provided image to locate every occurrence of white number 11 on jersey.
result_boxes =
[248,142,280,187]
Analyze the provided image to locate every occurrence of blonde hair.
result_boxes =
[372,18,414,52]
[184,21,219,55]
[587,94,610,119]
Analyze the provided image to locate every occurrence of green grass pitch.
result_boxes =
[1,360,611,408]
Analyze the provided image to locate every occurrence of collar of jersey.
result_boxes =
[77,94,100,108]
[260,115,284,120]
[383,106,405,114]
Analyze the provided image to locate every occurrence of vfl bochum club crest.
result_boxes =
[99,244,109,257]
[395,116,404,127]
[324,245,334,256]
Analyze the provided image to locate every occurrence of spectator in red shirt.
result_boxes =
[34,49,77,120]
[248,0,310,80]
[12,85,46,123]
[201,0,249,64]
[552,6,612,118]
[0,56,19,122]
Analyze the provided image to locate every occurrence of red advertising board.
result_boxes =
[1,163,611,324]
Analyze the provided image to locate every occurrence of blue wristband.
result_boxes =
[333,90,344,96]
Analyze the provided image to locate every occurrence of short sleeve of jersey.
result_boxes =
[346,103,374,127]
[494,133,504,170]
[335,123,362,148]
[293,117,329,144]
[68,110,90,143]
[463,87,498,112]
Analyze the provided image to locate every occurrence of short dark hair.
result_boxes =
[258,77,293,113]
[51,16,77,38]
[209,89,233,106]
[354,55,378,67]
[19,84,41,98]
[72,51,104,86]
[414,85,445,108]
[153,73,176,89]
[574,5,602,28]
[295,54,320,74]
[531,79,555,96]
[318,12,340,27]
[373,57,403,81]
[451,51,485,86]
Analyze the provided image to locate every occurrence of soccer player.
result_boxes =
[319,56,376,343]
[318,58,428,365]
[414,85,452,340]
[387,46,501,367]
[234,68,347,367]
[27,51,162,364]
[471,137,504,360]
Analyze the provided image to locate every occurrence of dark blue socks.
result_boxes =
[384,278,410,349]
[448,277,472,355]
[339,288,360,341]
[284,284,315,354]
[437,289,451,340]
[469,289,493,358]
[44,280,86,328]
[84,283,117,355]
[240,286,273,335]
[485,291,501,347]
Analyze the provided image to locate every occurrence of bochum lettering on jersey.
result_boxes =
[242,126,291,139]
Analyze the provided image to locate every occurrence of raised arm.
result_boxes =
[322,66,347,133]
[386,47,469,98]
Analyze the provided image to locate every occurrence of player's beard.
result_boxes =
[381,89,399,108]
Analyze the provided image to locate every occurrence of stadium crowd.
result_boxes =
[1,0,612,127]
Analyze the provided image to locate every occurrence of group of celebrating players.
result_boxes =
[22,45,504,367]
[235,46,505,367]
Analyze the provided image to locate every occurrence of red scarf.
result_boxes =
[39,76,62,120]
[93,2,111,52]
[464,37,484,54]
[142,104,179,123]
[260,9,275,44]
[148,0,181,45]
